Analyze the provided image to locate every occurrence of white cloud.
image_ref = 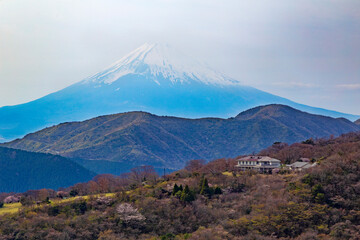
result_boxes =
[0,0,359,114]
[336,84,360,90]
[271,82,318,88]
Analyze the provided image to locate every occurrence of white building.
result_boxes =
[236,156,281,173]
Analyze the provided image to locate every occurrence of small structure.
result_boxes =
[299,157,311,162]
[236,156,281,173]
[287,161,317,171]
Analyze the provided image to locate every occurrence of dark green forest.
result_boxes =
[0,147,95,193]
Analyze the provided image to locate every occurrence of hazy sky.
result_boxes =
[1,0,359,115]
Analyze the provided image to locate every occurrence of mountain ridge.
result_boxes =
[0,43,358,142]
[3,104,359,173]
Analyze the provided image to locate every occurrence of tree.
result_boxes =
[180,185,195,203]
[172,184,180,195]
[20,196,33,206]
[38,189,49,202]
[174,184,183,198]
[302,138,315,145]
[214,186,222,195]
[116,203,146,222]
[69,189,79,197]
[199,176,214,198]
[311,184,326,204]
[88,180,100,193]
[185,159,206,172]
[130,165,159,184]
[97,176,110,193]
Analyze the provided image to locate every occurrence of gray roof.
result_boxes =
[288,162,310,168]
[302,163,317,169]
[238,156,281,163]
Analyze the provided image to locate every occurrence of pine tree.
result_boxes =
[214,186,222,195]
[199,177,214,198]
[180,185,195,203]
[199,177,209,195]
[199,175,205,191]
[172,183,179,195]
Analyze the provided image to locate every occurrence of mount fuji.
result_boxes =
[0,43,358,142]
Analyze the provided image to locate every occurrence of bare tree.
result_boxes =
[185,159,206,172]
[129,165,158,184]
[116,203,145,222]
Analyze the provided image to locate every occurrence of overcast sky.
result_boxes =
[1,0,359,115]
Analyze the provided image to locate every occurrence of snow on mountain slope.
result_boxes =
[84,43,239,86]
[0,43,359,142]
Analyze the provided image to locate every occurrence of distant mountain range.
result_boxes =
[3,104,359,174]
[0,43,358,142]
[0,147,95,193]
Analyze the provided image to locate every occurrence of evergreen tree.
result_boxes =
[199,175,205,191]
[199,177,214,198]
[173,184,184,198]
[199,177,209,195]
[214,186,222,195]
[70,189,79,197]
[180,185,195,203]
[172,184,179,195]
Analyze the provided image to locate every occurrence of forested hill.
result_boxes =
[2,104,359,171]
[355,119,360,125]
[0,147,95,193]
[1,132,360,239]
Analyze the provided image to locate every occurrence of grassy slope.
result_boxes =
[0,193,116,216]
[0,203,21,215]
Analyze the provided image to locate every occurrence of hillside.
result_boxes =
[3,104,359,172]
[355,119,360,125]
[0,147,95,193]
[1,132,360,239]
[0,43,358,142]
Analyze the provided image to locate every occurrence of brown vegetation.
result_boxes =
[0,132,360,239]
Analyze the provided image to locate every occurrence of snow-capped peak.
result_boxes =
[84,43,241,85]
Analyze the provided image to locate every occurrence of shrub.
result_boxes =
[69,189,79,197]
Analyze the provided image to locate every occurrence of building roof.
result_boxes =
[288,161,309,168]
[299,157,311,162]
[302,163,317,169]
[237,156,281,163]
